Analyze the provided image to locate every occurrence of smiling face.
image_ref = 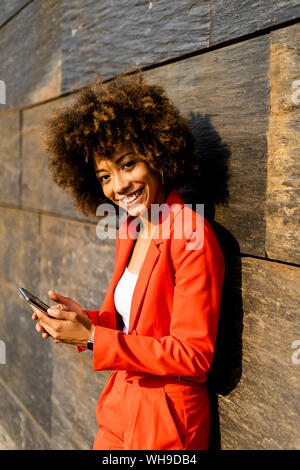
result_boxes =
[93,145,167,218]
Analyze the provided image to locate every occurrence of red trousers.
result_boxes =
[93,370,211,450]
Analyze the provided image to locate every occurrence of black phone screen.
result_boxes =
[19,288,50,314]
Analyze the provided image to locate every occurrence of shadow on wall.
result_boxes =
[179,113,244,450]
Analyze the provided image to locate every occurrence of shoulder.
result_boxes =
[170,204,211,252]
[170,204,224,270]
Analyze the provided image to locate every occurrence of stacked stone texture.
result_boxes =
[0,0,299,450]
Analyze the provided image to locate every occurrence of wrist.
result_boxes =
[87,324,96,350]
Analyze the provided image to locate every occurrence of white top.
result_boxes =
[114,266,138,334]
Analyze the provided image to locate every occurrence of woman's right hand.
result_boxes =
[32,290,89,339]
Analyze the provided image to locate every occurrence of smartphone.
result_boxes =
[19,287,50,315]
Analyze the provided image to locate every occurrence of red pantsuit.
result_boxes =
[79,188,225,450]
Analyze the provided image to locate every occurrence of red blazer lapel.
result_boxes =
[128,240,161,333]
[99,188,184,331]
[99,231,134,329]
[129,189,185,332]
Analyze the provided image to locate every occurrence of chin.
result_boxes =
[127,206,145,218]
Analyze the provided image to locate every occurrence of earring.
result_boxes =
[161,169,164,185]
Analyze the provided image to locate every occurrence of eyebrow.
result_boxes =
[95,152,133,174]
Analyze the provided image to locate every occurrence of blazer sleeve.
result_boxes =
[77,228,124,352]
[83,309,100,326]
[92,217,225,378]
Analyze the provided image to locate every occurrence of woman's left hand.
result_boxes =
[32,305,95,348]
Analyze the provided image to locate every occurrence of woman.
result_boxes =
[32,71,225,450]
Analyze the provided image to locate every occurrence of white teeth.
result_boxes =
[124,188,143,203]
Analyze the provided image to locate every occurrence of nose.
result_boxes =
[114,171,132,195]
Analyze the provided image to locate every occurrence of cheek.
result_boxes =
[147,175,160,194]
[101,185,114,202]
[101,186,109,197]
[133,167,148,180]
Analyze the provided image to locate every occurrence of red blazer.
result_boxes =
[81,188,225,384]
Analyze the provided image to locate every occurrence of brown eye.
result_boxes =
[98,160,135,183]
[99,174,109,183]
[123,161,135,170]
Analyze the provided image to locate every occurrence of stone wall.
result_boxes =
[0,0,299,450]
